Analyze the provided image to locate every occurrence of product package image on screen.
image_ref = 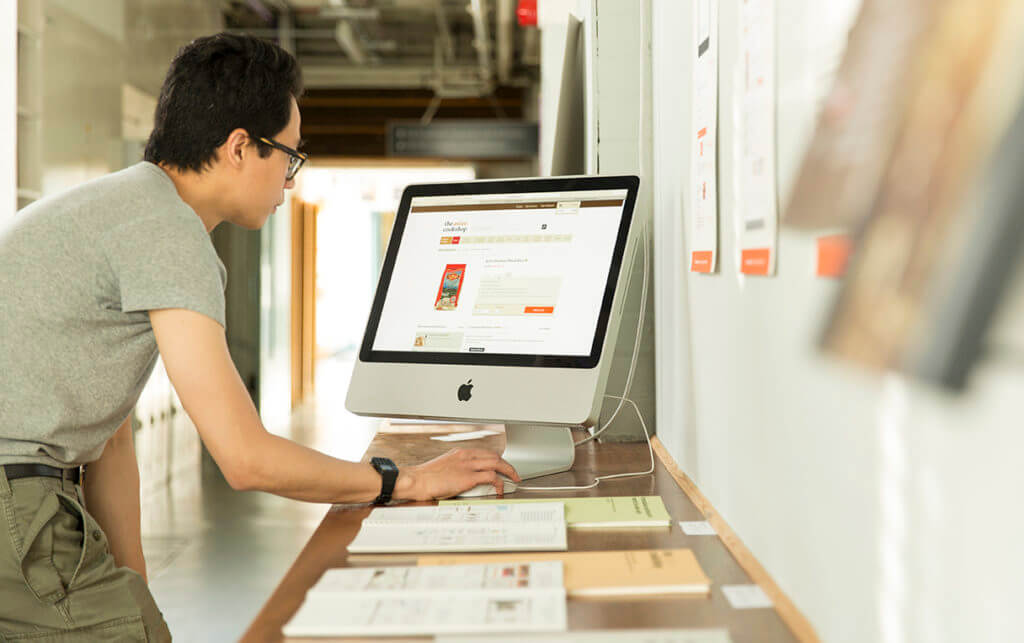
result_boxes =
[435,264,467,311]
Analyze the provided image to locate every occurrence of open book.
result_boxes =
[419,548,710,598]
[347,502,568,554]
[283,561,568,637]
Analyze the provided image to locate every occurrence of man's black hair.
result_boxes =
[144,33,303,172]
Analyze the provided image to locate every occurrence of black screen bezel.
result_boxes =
[358,175,640,369]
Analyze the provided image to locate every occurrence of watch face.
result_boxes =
[372,458,398,504]
[372,457,397,473]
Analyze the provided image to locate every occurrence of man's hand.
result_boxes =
[393,448,520,501]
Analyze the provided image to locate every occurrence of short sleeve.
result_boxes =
[103,212,227,327]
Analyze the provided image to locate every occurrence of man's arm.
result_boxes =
[83,414,147,581]
[149,308,519,502]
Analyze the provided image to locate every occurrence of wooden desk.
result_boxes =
[242,428,813,643]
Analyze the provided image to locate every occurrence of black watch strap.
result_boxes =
[371,457,399,505]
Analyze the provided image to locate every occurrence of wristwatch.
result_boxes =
[371,457,399,505]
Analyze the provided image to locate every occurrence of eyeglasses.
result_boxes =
[258,136,308,181]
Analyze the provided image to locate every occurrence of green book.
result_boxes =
[439,496,672,528]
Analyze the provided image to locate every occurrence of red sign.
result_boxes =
[517,0,537,26]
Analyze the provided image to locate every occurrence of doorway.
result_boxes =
[290,162,476,412]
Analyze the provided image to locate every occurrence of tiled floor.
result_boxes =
[142,359,379,641]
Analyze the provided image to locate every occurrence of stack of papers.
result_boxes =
[347,502,568,553]
[419,548,710,598]
[283,561,568,638]
[441,496,672,528]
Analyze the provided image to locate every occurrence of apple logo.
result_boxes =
[457,379,473,402]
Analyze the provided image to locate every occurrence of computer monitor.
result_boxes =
[346,175,641,480]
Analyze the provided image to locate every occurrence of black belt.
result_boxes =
[3,463,81,485]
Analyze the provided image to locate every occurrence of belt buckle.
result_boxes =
[62,466,79,485]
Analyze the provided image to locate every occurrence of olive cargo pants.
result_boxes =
[0,467,171,641]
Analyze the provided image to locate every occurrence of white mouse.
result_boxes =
[455,475,517,498]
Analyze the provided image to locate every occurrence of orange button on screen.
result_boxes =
[524,306,554,314]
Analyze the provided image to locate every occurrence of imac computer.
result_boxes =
[345,175,641,484]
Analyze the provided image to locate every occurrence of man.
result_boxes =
[0,33,518,640]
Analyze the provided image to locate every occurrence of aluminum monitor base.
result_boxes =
[501,424,576,480]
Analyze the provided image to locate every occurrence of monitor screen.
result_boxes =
[359,176,639,369]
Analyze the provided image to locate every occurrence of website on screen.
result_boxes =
[372,189,627,356]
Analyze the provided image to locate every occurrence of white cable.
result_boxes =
[514,394,654,492]
[575,215,649,447]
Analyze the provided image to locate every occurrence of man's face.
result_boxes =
[234,97,302,230]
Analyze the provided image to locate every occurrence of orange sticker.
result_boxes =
[740,248,771,275]
[690,250,713,273]
[816,234,851,278]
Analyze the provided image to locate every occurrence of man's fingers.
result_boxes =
[463,453,519,482]
[495,458,520,482]
[490,472,506,497]
[471,471,503,497]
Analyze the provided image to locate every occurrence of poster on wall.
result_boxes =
[734,0,777,276]
[689,0,719,273]
[784,0,934,230]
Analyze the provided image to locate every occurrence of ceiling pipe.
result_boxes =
[320,6,381,19]
[434,0,456,62]
[302,63,493,89]
[243,0,275,24]
[496,0,514,84]
[277,9,295,55]
[468,0,494,91]
[334,20,368,65]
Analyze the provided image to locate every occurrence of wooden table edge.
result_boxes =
[650,436,821,643]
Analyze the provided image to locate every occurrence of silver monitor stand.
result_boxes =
[501,424,576,480]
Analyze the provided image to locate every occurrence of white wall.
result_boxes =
[645,1,1024,642]
[40,1,126,194]
[36,0,222,196]
[1,2,16,221]
[48,0,125,44]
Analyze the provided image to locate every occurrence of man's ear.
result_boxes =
[222,128,251,170]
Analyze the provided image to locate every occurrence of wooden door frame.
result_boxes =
[291,197,317,408]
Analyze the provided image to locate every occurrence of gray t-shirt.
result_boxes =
[0,162,226,467]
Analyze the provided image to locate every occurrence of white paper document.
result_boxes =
[679,520,717,536]
[347,502,568,553]
[734,0,778,276]
[689,0,719,273]
[431,429,501,441]
[722,583,774,609]
[439,628,732,643]
[284,561,568,638]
